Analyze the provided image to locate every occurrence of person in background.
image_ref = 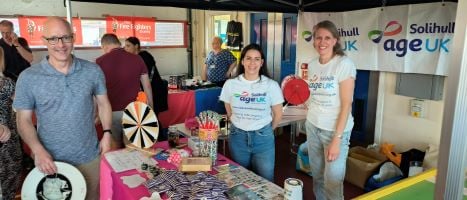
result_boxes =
[97,34,153,148]
[305,20,356,200]
[124,37,168,116]
[219,43,283,181]
[0,20,33,81]
[0,46,23,200]
[202,36,237,87]
[13,17,112,200]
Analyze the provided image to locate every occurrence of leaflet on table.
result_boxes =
[105,149,157,173]
[214,164,284,199]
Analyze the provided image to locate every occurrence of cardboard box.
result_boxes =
[179,157,212,172]
[345,146,387,188]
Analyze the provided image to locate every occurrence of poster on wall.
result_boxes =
[105,16,155,42]
[18,16,83,46]
[296,2,457,76]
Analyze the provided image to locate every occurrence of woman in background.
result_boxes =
[220,44,283,181]
[124,37,168,116]
[0,46,23,200]
[305,20,356,200]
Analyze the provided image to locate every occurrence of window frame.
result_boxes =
[0,16,188,50]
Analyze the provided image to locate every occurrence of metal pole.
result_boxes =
[64,0,74,52]
[435,1,467,199]
[187,9,194,78]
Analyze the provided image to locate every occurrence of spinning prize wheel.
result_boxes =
[281,75,310,105]
[122,101,159,149]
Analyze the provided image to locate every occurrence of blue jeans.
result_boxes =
[228,123,275,181]
[305,121,351,200]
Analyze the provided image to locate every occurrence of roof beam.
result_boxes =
[303,0,328,7]
[272,0,298,7]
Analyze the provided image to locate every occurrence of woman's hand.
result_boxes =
[326,137,341,162]
[0,124,11,143]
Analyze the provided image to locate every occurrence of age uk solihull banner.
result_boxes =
[18,16,83,46]
[106,16,155,42]
[296,2,457,75]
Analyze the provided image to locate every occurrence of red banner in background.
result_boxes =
[18,16,83,45]
[105,16,155,42]
[18,16,47,46]
[71,18,83,45]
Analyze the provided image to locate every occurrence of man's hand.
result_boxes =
[0,124,11,143]
[100,132,112,155]
[11,32,20,47]
[34,148,57,175]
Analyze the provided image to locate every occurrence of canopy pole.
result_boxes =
[435,0,467,199]
[64,0,74,52]
[65,0,73,27]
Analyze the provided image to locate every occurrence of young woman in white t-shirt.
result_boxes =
[220,44,284,181]
[305,20,357,200]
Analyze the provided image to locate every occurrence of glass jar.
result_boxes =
[168,126,179,148]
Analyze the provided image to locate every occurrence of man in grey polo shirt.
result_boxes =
[13,17,112,200]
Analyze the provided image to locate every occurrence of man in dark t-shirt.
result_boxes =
[0,20,33,81]
[97,33,153,148]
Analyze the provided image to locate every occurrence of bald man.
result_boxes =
[202,36,237,87]
[13,17,112,200]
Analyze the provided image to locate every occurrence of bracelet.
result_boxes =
[103,129,112,135]
[334,134,343,139]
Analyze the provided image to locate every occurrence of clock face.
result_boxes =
[122,101,159,149]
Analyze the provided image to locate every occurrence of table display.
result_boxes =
[100,138,285,200]
[174,104,308,154]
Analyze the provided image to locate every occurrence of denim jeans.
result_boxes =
[228,123,275,181]
[305,121,351,200]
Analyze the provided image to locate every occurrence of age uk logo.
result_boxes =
[367,20,451,57]
[368,21,402,43]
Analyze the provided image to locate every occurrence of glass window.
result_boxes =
[79,19,106,47]
[213,15,230,47]
[153,22,186,47]
[1,16,187,49]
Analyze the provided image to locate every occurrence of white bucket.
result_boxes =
[284,178,303,200]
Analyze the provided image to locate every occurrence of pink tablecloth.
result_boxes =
[157,90,195,128]
[100,139,234,200]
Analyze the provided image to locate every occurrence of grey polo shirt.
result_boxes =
[13,56,107,165]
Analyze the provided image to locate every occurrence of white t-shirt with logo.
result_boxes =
[306,55,356,132]
[220,74,284,131]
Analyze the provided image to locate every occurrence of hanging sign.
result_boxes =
[106,16,155,42]
[18,16,83,45]
[296,2,457,75]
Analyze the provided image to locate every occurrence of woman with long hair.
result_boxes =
[305,20,356,200]
[220,44,283,181]
[124,37,168,115]
[0,46,23,200]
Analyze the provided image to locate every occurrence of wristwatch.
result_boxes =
[334,134,343,139]
[103,129,112,135]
